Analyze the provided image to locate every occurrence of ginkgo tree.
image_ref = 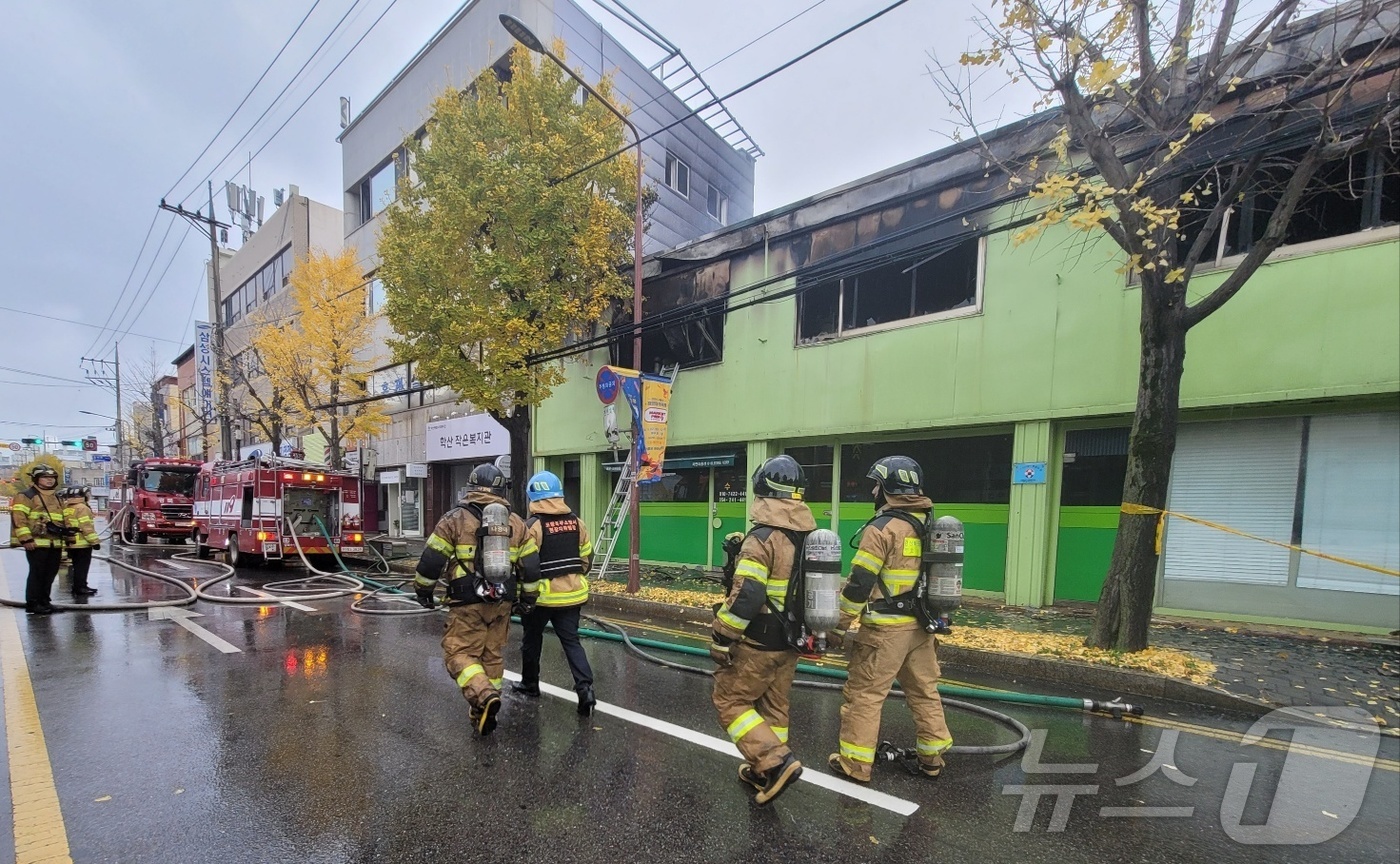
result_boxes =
[377,43,640,510]
[945,0,1397,650]
[252,248,387,469]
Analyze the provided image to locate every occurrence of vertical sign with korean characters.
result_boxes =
[195,322,215,418]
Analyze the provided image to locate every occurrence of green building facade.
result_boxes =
[533,140,1400,634]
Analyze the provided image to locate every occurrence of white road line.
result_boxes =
[235,586,317,612]
[503,671,919,816]
[147,608,241,654]
[154,559,190,571]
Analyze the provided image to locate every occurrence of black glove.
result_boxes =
[91,542,101,552]
[710,634,736,667]
[415,587,437,610]
[513,593,538,617]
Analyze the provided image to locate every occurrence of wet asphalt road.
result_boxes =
[0,539,1397,864]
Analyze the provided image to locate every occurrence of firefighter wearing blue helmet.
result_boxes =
[513,470,597,716]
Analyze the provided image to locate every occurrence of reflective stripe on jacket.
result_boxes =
[519,498,592,607]
[839,495,934,629]
[63,500,101,548]
[11,486,67,547]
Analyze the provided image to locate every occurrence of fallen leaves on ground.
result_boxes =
[591,581,1217,685]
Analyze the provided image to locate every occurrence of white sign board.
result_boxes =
[406,462,428,478]
[425,413,509,462]
[378,470,402,484]
[195,322,216,418]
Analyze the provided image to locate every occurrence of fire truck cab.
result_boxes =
[109,457,202,544]
[193,456,364,568]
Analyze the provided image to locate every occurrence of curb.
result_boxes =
[586,593,1276,718]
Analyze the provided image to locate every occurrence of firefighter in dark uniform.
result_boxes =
[10,465,70,614]
[512,471,597,716]
[709,455,815,805]
[413,464,526,735]
[827,456,953,782]
[62,486,101,597]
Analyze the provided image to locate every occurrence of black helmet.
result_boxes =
[60,486,82,499]
[867,455,924,496]
[752,455,806,500]
[29,465,58,481]
[466,463,506,496]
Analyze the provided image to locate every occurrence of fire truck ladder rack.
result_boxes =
[214,455,332,472]
[588,363,680,582]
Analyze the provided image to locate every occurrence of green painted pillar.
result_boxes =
[744,440,778,523]
[578,452,605,537]
[1004,420,1060,607]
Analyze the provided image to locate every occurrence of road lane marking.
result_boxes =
[1127,714,1400,772]
[0,560,74,863]
[154,559,190,572]
[503,670,918,816]
[147,608,241,653]
[235,586,317,612]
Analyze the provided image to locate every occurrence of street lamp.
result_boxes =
[78,410,116,421]
[501,13,646,594]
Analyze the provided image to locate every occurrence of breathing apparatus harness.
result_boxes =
[850,508,958,635]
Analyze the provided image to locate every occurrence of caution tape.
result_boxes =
[1120,503,1400,577]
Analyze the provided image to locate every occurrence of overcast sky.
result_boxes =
[0,0,1028,445]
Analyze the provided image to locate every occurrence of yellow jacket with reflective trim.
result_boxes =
[839,495,934,630]
[519,498,592,607]
[713,497,816,644]
[10,486,67,548]
[420,491,526,584]
[63,499,101,548]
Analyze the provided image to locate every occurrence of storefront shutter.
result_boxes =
[1296,413,1400,595]
[1162,418,1301,585]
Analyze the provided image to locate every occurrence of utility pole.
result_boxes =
[159,187,233,459]
[81,347,124,472]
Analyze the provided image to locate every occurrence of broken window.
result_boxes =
[609,259,728,371]
[797,235,982,343]
[1178,145,1398,270]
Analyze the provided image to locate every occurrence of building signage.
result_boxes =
[1012,462,1048,485]
[92,455,112,463]
[378,470,402,484]
[636,375,672,483]
[195,321,216,418]
[406,462,428,478]
[425,413,510,462]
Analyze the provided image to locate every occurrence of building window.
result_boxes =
[665,151,690,197]
[785,445,834,505]
[358,155,401,224]
[797,236,983,343]
[231,244,293,308]
[707,184,729,224]
[840,434,1012,504]
[1177,145,1398,271]
[1061,428,1129,506]
[366,276,386,314]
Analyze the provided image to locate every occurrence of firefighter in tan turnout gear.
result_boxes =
[828,455,953,782]
[710,455,815,805]
[413,463,526,736]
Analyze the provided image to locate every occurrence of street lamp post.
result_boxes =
[501,14,646,593]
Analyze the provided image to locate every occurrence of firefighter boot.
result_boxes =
[476,694,502,736]
[738,762,763,791]
[919,754,945,778]
[511,681,541,697]
[754,754,803,806]
[576,685,596,717]
[827,753,869,783]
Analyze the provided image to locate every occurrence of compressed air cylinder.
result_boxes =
[480,502,512,583]
[927,515,964,616]
[801,528,844,637]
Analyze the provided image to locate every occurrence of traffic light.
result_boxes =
[20,437,43,445]
[60,440,80,447]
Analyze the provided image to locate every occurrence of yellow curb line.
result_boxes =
[0,555,74,863]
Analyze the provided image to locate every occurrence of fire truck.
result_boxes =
[192,456,364,567]
[109,457,203,544]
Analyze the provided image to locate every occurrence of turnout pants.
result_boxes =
[442,602,511,711]
[834,625,952,781]
[68,548,93,593]
[712,643,798,773]
[520,603,593,691]
[24,548,63,610]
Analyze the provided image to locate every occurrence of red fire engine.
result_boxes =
[192,456,365,567]
[109,457,203,544]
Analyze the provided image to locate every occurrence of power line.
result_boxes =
[104,223,196,350]
[82,210,161,358]
[177,0,375,206]
[163,0,327,200]
[214,0,406,193]
[553,0,914,187]
[0,420,113,429]
[0,305,182,344]
[0,365,93,385]
[0,379,90,389]
[90,214,182,358]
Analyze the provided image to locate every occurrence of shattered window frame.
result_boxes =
[796,235,985,345]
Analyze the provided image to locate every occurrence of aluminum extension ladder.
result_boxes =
[588,364,680,582]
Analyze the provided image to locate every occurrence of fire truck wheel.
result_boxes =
[195,532,211,560]
[124,516,147,546]
[227,535,262,569]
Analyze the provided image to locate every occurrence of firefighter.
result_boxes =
[710,454,815,806]
[512,471,596,716]
[11,465,70,614]
[827,455,952,783]
[62,486,101,597]
[413,463,526,736]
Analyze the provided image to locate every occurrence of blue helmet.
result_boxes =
[526,471,564,503]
